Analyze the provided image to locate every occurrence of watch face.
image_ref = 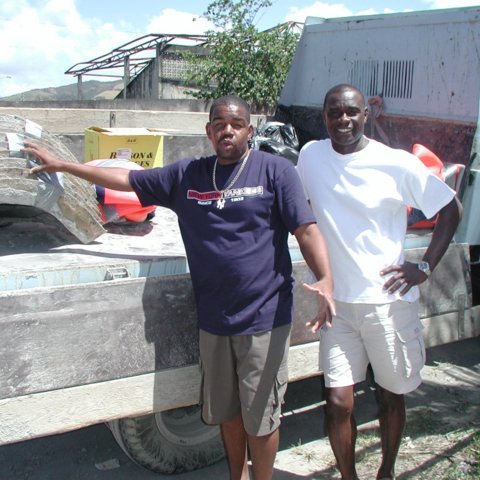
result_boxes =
[418,261,431,275]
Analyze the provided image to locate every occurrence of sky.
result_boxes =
[0,0,478,97]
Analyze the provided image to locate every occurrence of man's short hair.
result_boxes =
[209,95,251,122]
[323,84,366,111]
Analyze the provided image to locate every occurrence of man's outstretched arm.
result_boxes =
[24,142,133,192]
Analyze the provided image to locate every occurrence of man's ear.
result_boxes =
[205,122,212,138]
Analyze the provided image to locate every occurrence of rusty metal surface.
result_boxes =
[275,105,475,167]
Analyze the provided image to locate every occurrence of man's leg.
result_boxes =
[221,415,250,480]
[199,331,248,478]
[247,428,279,480]
[362,301,423,479]
[235,324,290,480]
[325,385,359,480]
[375,385,405,480]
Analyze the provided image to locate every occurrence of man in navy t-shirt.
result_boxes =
[25,95,335,480]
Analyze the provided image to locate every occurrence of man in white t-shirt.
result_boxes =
[296,84,462,480]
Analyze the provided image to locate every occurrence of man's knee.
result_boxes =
[326,386,355,418]
[375,385,405,411]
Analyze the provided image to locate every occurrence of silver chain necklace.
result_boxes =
[212,149,251,209]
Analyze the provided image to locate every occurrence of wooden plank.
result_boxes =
[404,244,472,317]
[422,305,480,347]
[2,305,479,447]
[0,242,476,446]
[0,365,201,446]
[0,342,319,446]
[0,243,473,399]
[0,274,198,399]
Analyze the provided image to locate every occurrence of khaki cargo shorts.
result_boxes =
[320,300,425,394]
[199,323,291,436]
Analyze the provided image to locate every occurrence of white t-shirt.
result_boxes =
[296,138,456,303]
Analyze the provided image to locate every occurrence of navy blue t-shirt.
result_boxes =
[129,150,315,335]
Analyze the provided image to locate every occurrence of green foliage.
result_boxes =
[183,0,300,110]
[204,0,272,29]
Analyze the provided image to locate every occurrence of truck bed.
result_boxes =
[1,209,478,446]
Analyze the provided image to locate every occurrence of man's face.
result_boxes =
[206,103,253,164]
[323,88,368,154]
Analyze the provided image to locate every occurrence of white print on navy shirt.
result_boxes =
[187,186,263,208]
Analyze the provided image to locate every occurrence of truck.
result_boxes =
[1,5,479,476]
[0,111,332,474]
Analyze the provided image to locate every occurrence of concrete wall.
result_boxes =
[0,104,266,134]
[0,107,212,135]
[0,98,213,112]
[60,133,214,165]
[125,59,159,100]
[0,103,265,163]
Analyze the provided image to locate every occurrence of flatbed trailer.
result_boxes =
[1,201,478,473]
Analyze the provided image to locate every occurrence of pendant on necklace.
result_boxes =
[212,150,250,211]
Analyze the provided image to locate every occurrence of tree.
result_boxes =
[183,0,300,111]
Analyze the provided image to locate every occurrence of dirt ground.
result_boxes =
[274,336,480,480]
[0,337,479,480]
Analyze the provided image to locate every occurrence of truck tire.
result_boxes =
[107,405,225,474]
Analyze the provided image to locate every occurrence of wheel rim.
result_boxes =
[154,405,220,446]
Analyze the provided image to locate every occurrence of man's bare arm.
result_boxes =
[294,222,336,331]
[24,142,133,192]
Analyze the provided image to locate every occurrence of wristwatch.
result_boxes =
[418,261,432,277]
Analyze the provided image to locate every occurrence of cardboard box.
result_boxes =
[84,127,167,169]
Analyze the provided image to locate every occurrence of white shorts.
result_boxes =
[320,300,425,394]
